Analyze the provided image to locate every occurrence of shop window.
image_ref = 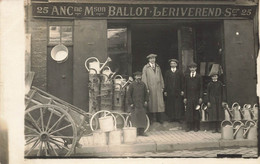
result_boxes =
[107,28,128,76]
[49,26,73,45]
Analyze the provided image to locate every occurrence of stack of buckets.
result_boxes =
[221,102,258,140]
[92,113,138,146]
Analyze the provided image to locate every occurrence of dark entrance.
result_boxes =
[131,24,178,75]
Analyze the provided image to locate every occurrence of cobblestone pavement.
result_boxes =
[98,147,258,158]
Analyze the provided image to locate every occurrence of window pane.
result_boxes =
[49,26,60,44]
[107,28,128,76]
[61,26,73,44]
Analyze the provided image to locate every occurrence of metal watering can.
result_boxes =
[121,76,134,89]
[102,66,116,79]
[232,102,242,121]
[242,104,252,120]
[251,104,258,120]
[113,75,126,91]
[243,120,257,140]
[233,120,245,139]
[221,120,233,139]
[200,103,208,121]
[85,57,112,74]
[223,103,233,121]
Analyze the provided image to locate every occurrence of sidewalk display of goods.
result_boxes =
[221,102,258,140]
[85,57,150,146]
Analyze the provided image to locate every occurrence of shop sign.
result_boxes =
[32,3,256,19]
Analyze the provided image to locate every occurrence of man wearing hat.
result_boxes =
[127,71,149,136]
[207,72,226,133]
[164,59,184,123]
[183,62,203,132]
[142,54,165,124]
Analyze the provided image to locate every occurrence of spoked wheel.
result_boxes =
[24,104,77,157]
[125,114,150,132]
[89,110,116,131]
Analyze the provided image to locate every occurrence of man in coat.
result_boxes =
[183,62,203,132]
[164,59,184,122]
[127,71,149,136]
[142,54,165,124]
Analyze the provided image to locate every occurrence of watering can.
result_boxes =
[102,66,115,78]
[233,120,245,139]
[200,103,208,121]
[113,75,125,91]
[251,104,258,120]
[242,104,252,120]
[232,102,242,121]
[85,57,112,74]
[221,120,233,140]
[243,120,257,140]
[223,103,233,121]
[100,74,109,83]
[121,76,134,89]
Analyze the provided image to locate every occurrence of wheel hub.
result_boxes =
[40,132,49,142]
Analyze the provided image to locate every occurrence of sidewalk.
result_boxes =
[75,122,257,156]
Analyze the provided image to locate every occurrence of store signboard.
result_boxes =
[32,3,256,19]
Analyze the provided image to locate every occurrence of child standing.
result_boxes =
[127,71,149,136]
[207,73,226,133]
[183,63,203,132]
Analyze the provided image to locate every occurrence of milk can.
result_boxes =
[221,120,233,140]
[233,120,245,139]
[232,102,242,121]
[243,120,257,140]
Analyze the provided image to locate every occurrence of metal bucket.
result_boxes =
[108,130,122,145]
[233,121,245,139]
[221,120,233,140]
[123,127,137,144]
[99,116,115,132]
[93,130,107,146]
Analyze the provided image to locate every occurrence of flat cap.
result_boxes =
[133,71,142,76]
[188,62,197,67]
[146,54,157,59]
[168,59,179,63]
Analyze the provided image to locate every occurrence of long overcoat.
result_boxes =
[184,73,203,122]
[207,81,225,121]
[142,63,165,113]
[164,69,184,120]
[127,81,149,128]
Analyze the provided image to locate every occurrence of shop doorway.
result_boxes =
[131,24,178,76]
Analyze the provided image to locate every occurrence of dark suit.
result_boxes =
[184,72,203,130]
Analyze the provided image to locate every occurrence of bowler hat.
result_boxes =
[146,54,157,59]
[188,62,197,68]
[168,59,179,63]
[133,71,142,76]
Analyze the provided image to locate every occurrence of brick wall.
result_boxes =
[26,5,48,91]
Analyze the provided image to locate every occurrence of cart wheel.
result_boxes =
[24,104,77,157]
[89,110,116,131]
[111,112,126,129]
[125,114,150,132]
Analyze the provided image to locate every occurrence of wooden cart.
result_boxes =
[24,86,97,157]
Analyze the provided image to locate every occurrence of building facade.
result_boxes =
[25,0,259,111]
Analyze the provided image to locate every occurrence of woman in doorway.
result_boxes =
[142,54,165,124]
[164,59,184,123]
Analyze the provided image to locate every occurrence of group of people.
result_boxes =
[127,53,226,136]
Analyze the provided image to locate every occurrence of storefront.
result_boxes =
[26,0,258,111]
